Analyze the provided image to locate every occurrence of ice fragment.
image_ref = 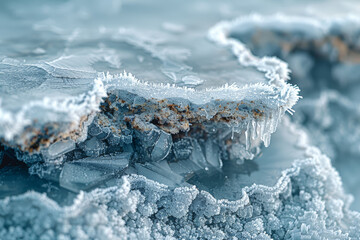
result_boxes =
[59,153,130,192]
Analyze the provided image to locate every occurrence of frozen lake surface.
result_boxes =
[1,0,360,239]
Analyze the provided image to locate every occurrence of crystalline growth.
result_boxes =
[1,120,360,239]
[222,14,360,93]
[0,32,299,191]
[1,0,360,239]
[221,13,360,210]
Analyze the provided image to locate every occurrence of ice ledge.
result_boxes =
[0,56,299,153]
[0,120,357,239]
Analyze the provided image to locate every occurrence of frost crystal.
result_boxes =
[222,13,360,210]
[1,0,360,239]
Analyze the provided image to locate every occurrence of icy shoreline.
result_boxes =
[2,0,360,239]
[2,119,359,239]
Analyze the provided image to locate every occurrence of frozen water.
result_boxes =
[188,117,305,200]
[0,0,300,155]
[42,140,76,161]
[1,120,359,239]
[47,140,75,158]
[80,137,106,157]
[204,138,223,168]
[172,138,193,160]
[60,153,130,192]
[1,0,360,239]
[150,131,172,162]
[224,13,360,210]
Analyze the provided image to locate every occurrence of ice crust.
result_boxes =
[1,120,359,240]
[0,64,297,152]
[0,17,300,194]
[1,0,360,239]
[0,64,299,194]
[223,13,360,210]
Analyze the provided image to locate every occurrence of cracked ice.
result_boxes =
[1,0,360,239]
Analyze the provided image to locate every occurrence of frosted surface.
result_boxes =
[225,13,360,211]
[1,0,360,239]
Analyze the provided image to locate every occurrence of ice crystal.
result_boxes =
[1,0,360,239]
[222,13,360,210]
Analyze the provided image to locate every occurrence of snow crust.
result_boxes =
[1,120,359,240]
[1,1,360,239]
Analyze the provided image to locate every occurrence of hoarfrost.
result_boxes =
[1,121,359,240]
[1,0,360,239]
[222,13,360,210]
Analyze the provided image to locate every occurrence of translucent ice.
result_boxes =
[80,137,106,157]
[1,120,359,239]
[1,0,360,239]
[59,153,130,192]
[42,140,75,161]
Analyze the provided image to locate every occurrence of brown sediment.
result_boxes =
[2,91,267,153]
[251,29,360,63]
[99,91,267,138]
[2,114,91,153]
[252,109,264,118]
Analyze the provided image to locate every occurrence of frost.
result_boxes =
[1,120,359,239]
[0,63,298,191]
[1,0,360,239]
[221,13,360,210]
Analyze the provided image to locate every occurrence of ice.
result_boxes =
[79,137,106,157]
[91,72,296,171]
[224,14,360,93]
[59,153,130,192]
[87,120,103,137]
[223,13,360,210]
[0,62,106,149]
[0,6,300,156]
[106,133,122,147]
[134,161,184,188]
[1,120,359,239]
[135,126,160,147]
[188,139,208,169]
[228,143,255,164]
[181,75,204,86]
[2,0,360,239]
[96,127,111,140]
[169,159,203,177]
[204,138,222,168]
[47,140,75,157]
[150,131,172,162]
[172,138,193,160]
[41,140,76,162]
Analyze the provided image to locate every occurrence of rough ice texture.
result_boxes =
[1,121,359,240]
[0,34,300,189]
[0,14,299,153]
[0,65,298,151]
[2,67,299,193]
[0,62,106,149]
[220,13,360,210]
[10,67,298,192]
[222,14,360,92]
[2,0,360,239]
